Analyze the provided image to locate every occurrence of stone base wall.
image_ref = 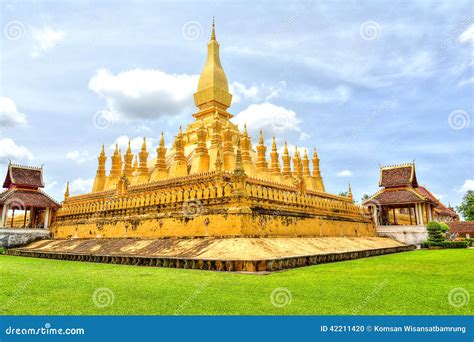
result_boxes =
[6,244,415,272]
[376,225,427,246]
[52,212,375,239]
[0,228,50,248]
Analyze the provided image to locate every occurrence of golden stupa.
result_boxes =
[53,21,374,239]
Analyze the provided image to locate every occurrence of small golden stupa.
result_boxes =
[53,20,374,239]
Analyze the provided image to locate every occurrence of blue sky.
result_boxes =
[0,0,473,209]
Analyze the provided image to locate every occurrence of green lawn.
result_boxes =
[0,249,472,315]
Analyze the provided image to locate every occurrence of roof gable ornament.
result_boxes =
[379,162,417,188]
[3,163,45,189]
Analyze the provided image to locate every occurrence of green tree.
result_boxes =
[427,221,444,244]
[361,194,370,202]
[456,190,474,221]
[438,222,449,233]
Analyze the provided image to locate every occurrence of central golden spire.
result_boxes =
[194,18,232,113]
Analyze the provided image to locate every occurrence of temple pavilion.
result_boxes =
[363,162,458,226]
[0,163,60,228]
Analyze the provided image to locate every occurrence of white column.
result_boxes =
[418,204,424,225]
[372,205,379,226]
[44,208,50,229]
[427,204,432,222]
[414,203,421,226]
[0,204,8,227]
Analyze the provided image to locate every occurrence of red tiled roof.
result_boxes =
[365,188,426,205]
[417,186,458,218]
[379,164,418,188]
[3,164,44,189]
[449,221,474,234]
[416,186,437,202]
[0,188,59,208]
[434,204,458,218]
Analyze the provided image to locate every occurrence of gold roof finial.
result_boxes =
[271,136,277,150]
[283,141,289,155]
[313,147,319,159]
[194,16,232,111]
[141,137,147,150]
[259,129,264,145]
[133,155,139,171]
[159,132,165,147]
[64,181,70,199]
[211,16,216,41]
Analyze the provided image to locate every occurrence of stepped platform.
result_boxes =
[5,237,415,273]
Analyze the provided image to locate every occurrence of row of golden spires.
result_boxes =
[88,123,325,193]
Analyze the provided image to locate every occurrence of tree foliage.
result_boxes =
[456,190,474,221]
[427,221,444,244]
[438,222,449,232]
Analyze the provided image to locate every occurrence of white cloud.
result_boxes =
[69,178,94,195]
[458,77,474,87]
[229,81,287,103]
[31,26,66,57]
[229,82,259,103]
[0,97,27,127]
[292,85,352,104]
[432,193,444,200]
[232,102,302,137]
[457,179,474,193]
[89,69,199,121]
[458,24,474,44]
[299,132,310,141]
[65,150,94,164]
[0,138,33,164]
[336,170,353,177]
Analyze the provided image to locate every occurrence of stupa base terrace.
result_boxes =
[6,237,414,273]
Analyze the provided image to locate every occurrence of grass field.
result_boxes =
[0,249,472,315]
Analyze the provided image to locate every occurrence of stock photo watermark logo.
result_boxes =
[174,279,210,315]
[351,97,396,138]
[448,110,470,130]
[358,199,380,220]
[352,279,388,315]
[448,288,470,308]
[92,110,115,130]
[182,199,204,218]
[359,21,381,41]
[271,114,287,132]
[92,288,115,308]
[182,21,203,41]
[5,198,26,212]
[0,278,32,314]
[270,287,292,308]
[4,20,26,40]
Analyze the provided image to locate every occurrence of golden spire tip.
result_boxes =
[211,16,216,40]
